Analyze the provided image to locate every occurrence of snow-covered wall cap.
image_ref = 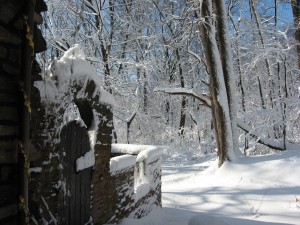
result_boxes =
[112,144,163,155]
[110,154,136,174]
[136,147,162,164]
[49,44,116,106]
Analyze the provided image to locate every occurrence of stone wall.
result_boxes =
[108,167,135,224]
[90,104,114,225]
[108,145,163,224]
[0,0,46,224]
[131,158,162,218]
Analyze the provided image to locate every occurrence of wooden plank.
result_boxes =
[59,126,64,224]
[60,121,92,225]
[80,127,85,225]
[59,127,65,224]
[83,128,91,224]
[75,123,81,225]
[79,126,85,224]
[69,122,76,225]
[76,124,82,225]
[65,124,71,225]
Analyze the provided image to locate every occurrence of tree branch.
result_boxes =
[154,87,211,108]
[154,87,286,151]
[237,119,285,150]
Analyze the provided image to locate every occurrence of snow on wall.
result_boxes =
[109,144,163,221]
[110,155,136,174]
[36,44,116,106]
[112,144,159,155]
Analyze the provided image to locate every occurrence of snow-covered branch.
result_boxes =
[153,87,286,151]
[237,119,285,150]
[153,87,211,108]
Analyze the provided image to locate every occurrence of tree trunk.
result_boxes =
[214,0,239,156]
[195,0,235,166]
[291,0,300,70]
[229,5,248,152]
[176,49,186,136]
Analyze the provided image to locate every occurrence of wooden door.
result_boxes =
[60,121,92,225]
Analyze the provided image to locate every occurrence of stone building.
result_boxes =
[0,0,47,224]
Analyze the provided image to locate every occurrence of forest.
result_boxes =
[39,0,300,166]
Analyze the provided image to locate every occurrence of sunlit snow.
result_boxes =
[119,150,300,225]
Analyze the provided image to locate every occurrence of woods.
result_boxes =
[39,0,300,166]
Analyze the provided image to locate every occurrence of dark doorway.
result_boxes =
[60,121,92,225]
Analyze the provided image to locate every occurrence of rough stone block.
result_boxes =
[0,92,17,103]
[0,25,21,44]
[13,18,23,30]
[0,203,17,221]
[0,125,18,136]
[0,185,17,206]
[0,142,17,163]
[0,45,7,59]
[8,48,21,65]
[34,12,43,24]
[0,106,18,121]
[33,27,47,53]
[2,63,20,76]
[0,1,21,23]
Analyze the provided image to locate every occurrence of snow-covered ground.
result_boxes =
[120,150,300,225]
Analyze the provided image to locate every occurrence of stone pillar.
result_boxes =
[91,104,114,225]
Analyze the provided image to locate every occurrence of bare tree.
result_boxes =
[291,0,300,70]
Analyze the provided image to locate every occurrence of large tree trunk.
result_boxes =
[195,0,235,166]
[214,0,239,156]
[229,5,248,152]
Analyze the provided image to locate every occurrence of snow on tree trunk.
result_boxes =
[214,0,239,157]
[291,0,300,70]
[196,0,235,166]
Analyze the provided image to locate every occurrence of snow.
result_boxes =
[112,144,164,164]
[135,182,150,202]
[76,150,95,172]
[118,150,300,225]
[136,147,162,164]
[188,215,229,225]
[30,167,42,173]
[35,44,116,106]
[35,44,118,174]
[110,155,136,174]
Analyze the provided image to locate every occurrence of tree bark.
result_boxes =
[214,0,239,156]
[291,0,300,70]
[195,0,234,166]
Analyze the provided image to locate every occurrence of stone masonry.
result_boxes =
[0,0,47,224]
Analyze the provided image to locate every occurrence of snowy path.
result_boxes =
[162,151,300,225]
[120,150,300,225]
